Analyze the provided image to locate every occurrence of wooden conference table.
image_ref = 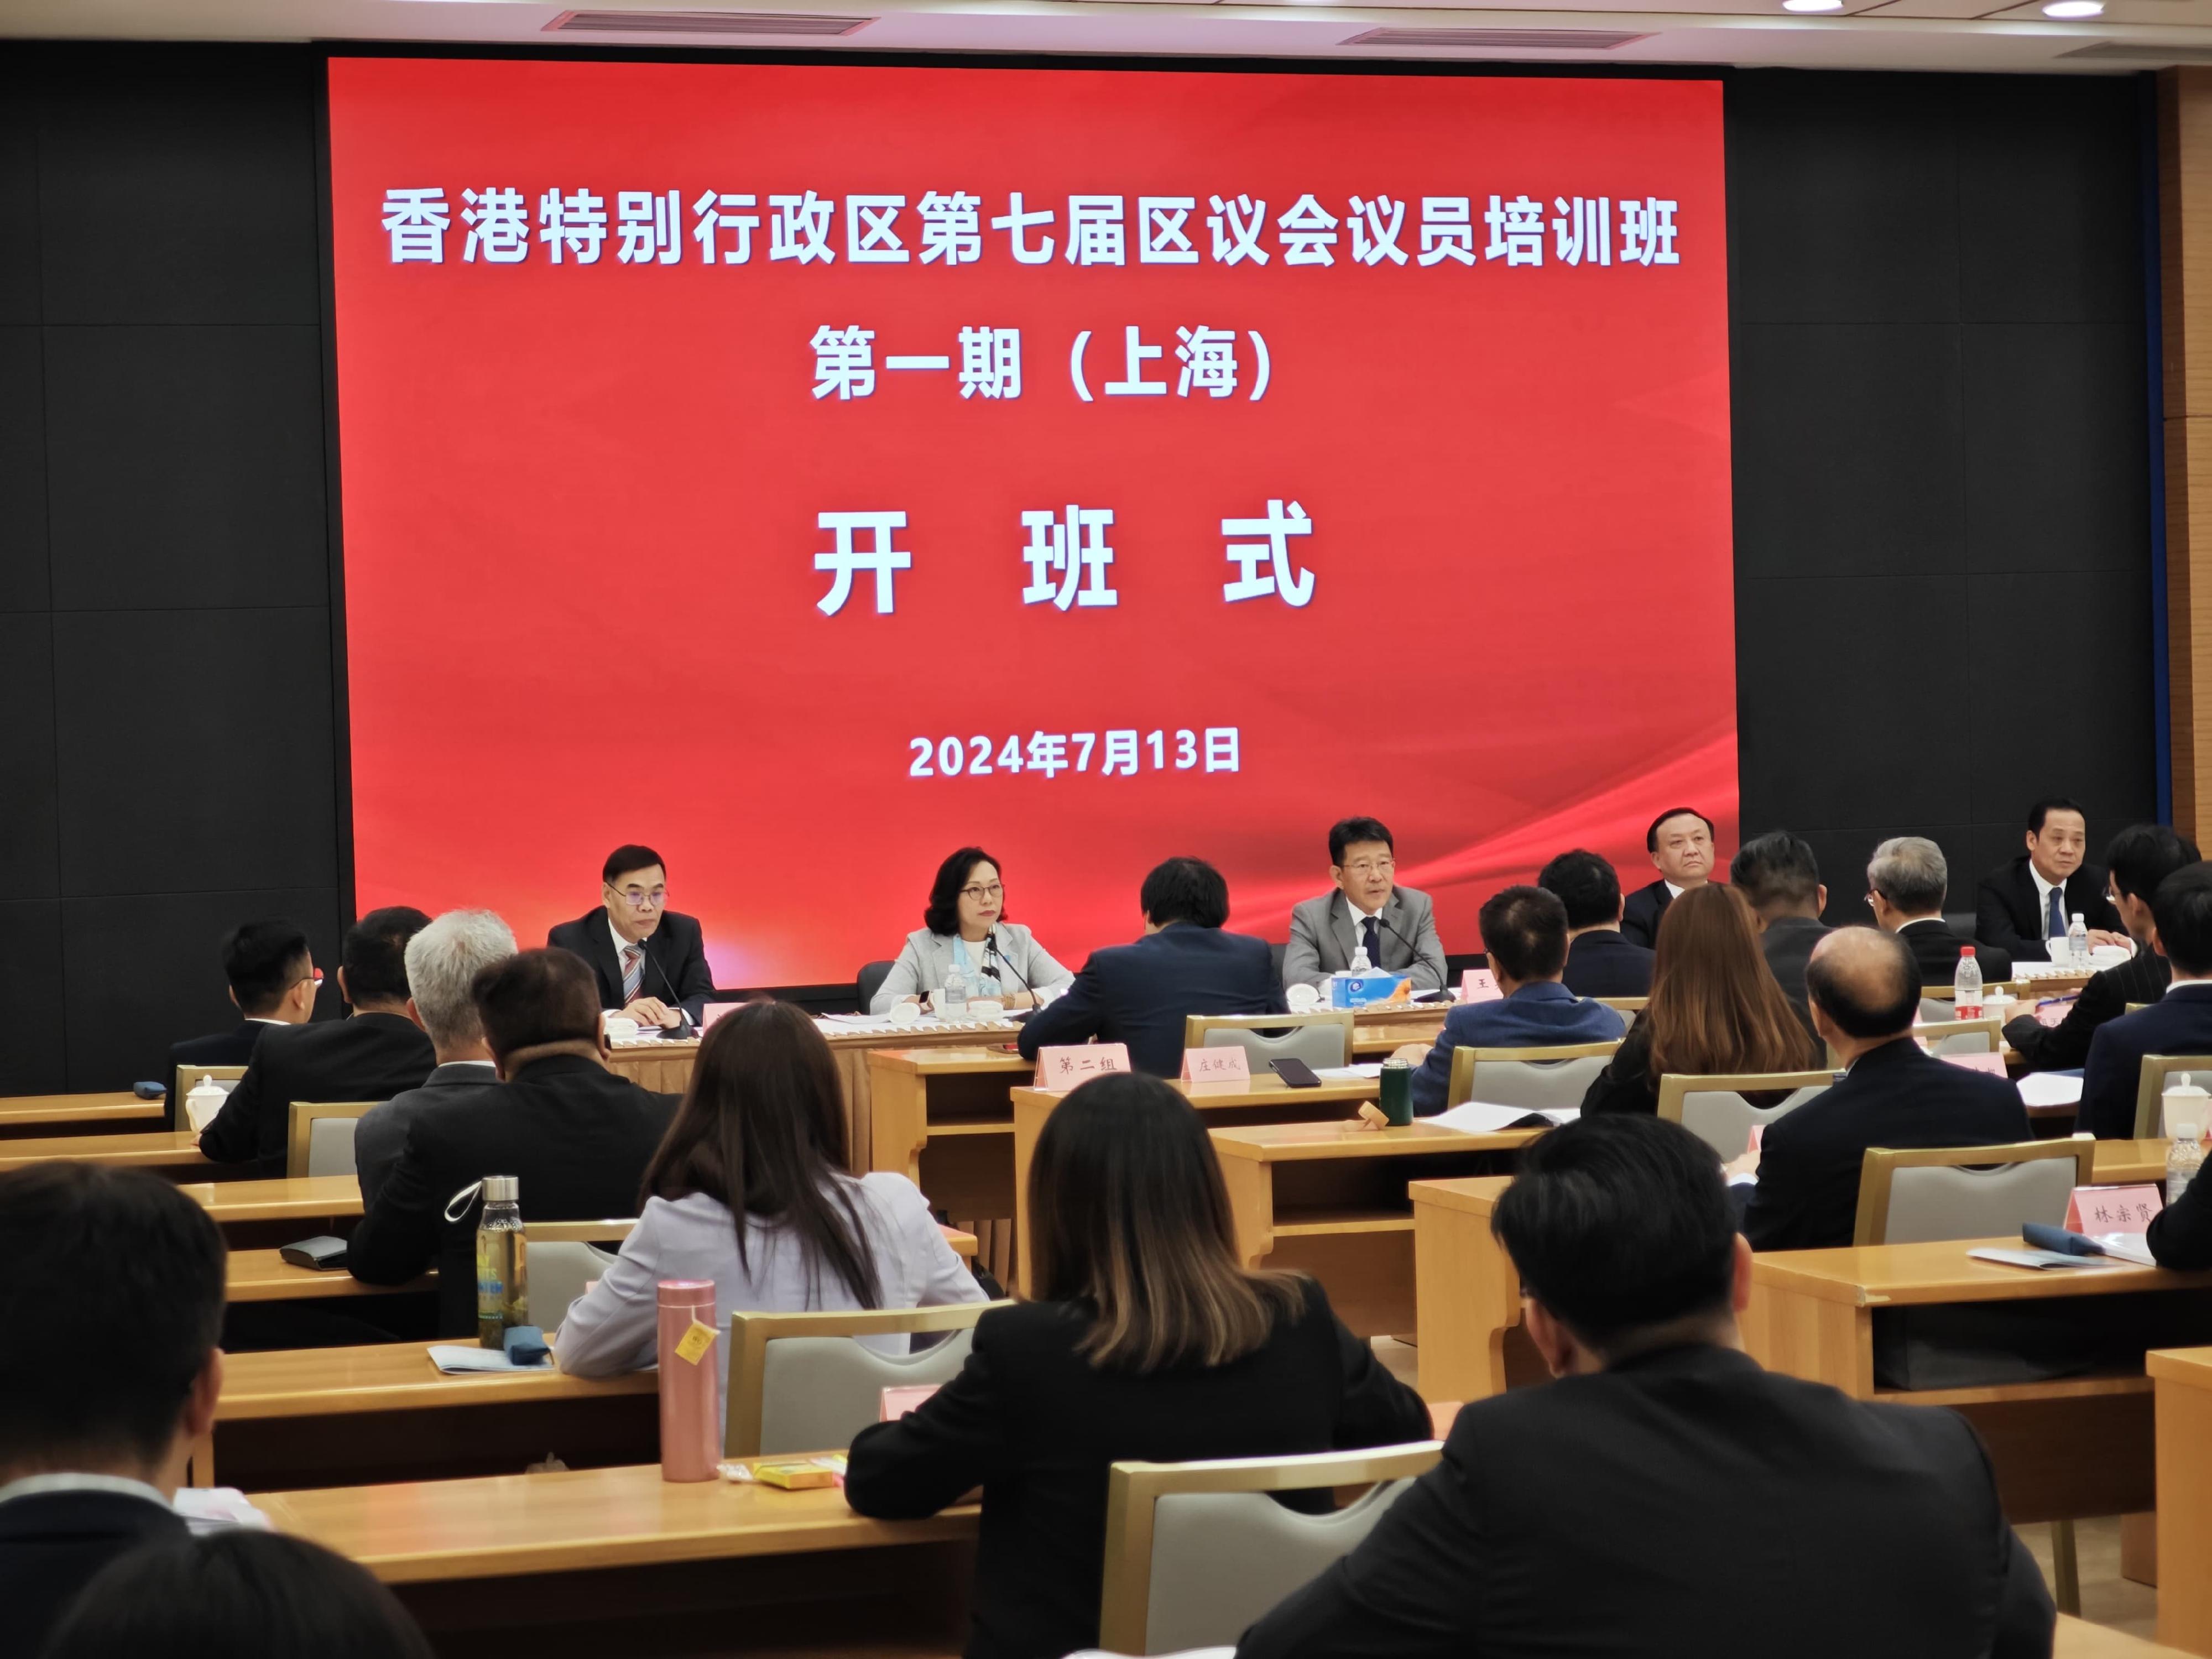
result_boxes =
[0,1126,213,1175]
[2150,1346,2212,1653]
[0,1090,163,1139]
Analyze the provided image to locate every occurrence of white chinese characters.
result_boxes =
[1220,499,1316,608]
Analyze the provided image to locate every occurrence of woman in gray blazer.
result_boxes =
[870,847,1073,1014]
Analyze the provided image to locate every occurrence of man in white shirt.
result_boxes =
[1621,808,1718,949]
[546,844,715,1031]
[166,920,319,1128]
[1281,816,1448,994]
[0,1165,226,1656]
[1975,796,2129,963]
[1867,836,2012,984]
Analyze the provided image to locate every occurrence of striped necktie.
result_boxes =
[622,945,644,1003]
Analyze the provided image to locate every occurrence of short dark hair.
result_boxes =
[0,1165,225,1472]
[1490,1115,1736,1355]
[1536,850,1621,931]
[474,947,603,1058]
[1729,832,1822,912]
[1805,927,1922,1039]
[1140,857,1230,929]
[2153,864,2212,977]
[2028,797,2087,836]
[602,843,667,886]
[1645,807,1714,853]
[340,906,431,1005]
[1328,817,1395,866]
[1479,885,1570,981]
[46,1531,435,1659]
[221,919,311,1018]
[922,847,1004,938]
[2107,824,2200,904]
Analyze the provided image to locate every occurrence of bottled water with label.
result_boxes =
[2068,912,2090,964]
[1953,947,1982,1019]
[943,962,969,1018]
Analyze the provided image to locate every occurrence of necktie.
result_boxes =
[1362,916,1383,969]
[622,945,644,1003]
[2047,888,2067,941]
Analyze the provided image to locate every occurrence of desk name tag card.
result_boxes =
[2065,1184,2163,1233]
[1459,969,1501,1004]
[1938,1050,2008,1076]
[881,1383,942,1421]
[1180,1046,1251,1094]
[1034,1044,1132,1091]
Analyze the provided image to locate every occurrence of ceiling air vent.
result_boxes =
[1342,26,1650,49]
[546,10,873,35]
[2062,40,2212,61]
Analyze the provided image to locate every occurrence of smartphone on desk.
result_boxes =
[1271,1058,1323,1089]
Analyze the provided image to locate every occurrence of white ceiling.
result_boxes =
[5,0,2212,74]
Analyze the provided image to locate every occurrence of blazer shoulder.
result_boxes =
[546,913,595,949]
[1390,886,1435,917]
[1288,893,1335,927]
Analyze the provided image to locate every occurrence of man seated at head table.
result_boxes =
[2079,861,2212,1141]
[1281,816,1448,995]
[195,906,436,1178]
[1017,857,1286,1079]
[1736,927,2031,1252]
[0,1165,229,1659]
[347,947,681,1336]
[1620,806,1718,950]
[2010,824,2199,1074]
[546,842,714,1034]
[1394,886,1626,1118]
[1977,795,2130,964]
[1537,848,1652,998]
[1866,835,2012,985]
[352,909,518,1209]
[1728,830,1830,1030]
[166,919,319,1128]
[1233,1114,2055,1659]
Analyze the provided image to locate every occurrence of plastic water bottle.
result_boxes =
[943,961,969,1019]
[2169,1115,2204,1209]
[475,1175,529,1349]
[1348,942,1373,974]
[2068,912,2090,964]
[1953,947,1983,1019]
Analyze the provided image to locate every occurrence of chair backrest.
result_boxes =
[727,1301,1005,1457]
[1655,1070,1838,1159]
[284,1100,381,1178]
[2135,1056,2212,1138]
[1187,1011,1354,1070]
[1914,1017,2001,1056]
[1099,1443,1442,1655]
[1919,997,1953,1025]
[855,960,896,1012]
[173,1065,246,1123]
[1443,1043,1618,1110]
[530,1239,620,1333]
[1854,1140,2095,1245]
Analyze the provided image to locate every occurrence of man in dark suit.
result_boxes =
[0,1165,227,1659]
[1397,886,1626,1116]
[1620,806,1717,950]
[1976,796,2128,964]
[1739,928,2031,1251]
[1280,817,1448,994]
[1018,857,1285,1079]
[1729,830,1830,1029]
[197,907,437,1178]
[1538,849,1652,998]
[348,948,681,1335]
[1235,1114,2054,1659]
[165,919,318,1130]
[2079,862,2212,1140]
[546,843,714,1032]
[1867,836,2012,985]
[2011,824,2198,1073]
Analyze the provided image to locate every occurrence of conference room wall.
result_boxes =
[0,44,2163,1089]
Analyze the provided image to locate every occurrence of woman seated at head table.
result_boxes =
[844,1072,1431,1659]
[868,846,1074,1014]
[1578,884,1822,1121]
[555,999,987,1420]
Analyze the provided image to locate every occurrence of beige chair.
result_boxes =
[173,1065,247,1128]
[1098,1442,1442,1655]
[1916,1017,2002,1056]
[284,1100,381,1178]
[530,1239,620,1334]
[2135,1056,2212,1138]
[1187,1011,1354,1072]
[726,1301,1005,1458]
[1595,997,1646,1031]
[1852,1140,2095,1246]
[1444,1042,1618,1110]
[1656,1070,1837,1159]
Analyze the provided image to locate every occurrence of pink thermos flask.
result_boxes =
[656,1279,719,1482]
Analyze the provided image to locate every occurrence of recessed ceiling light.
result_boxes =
[1782,0,1845,13]
[2042,0,2103,15]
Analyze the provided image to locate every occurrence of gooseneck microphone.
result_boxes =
[985,930,1034,1000]
[648,943,697,1036]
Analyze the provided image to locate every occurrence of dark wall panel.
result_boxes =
[0,901,65,1094]
[0,612,59,900]
[0,325,46,611]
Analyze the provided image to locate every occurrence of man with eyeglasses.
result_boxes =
[547,844,714,1032]
[1281,817,1448,994]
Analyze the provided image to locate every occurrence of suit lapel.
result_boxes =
[1327,893,1360,967]
[582,913,625,1005]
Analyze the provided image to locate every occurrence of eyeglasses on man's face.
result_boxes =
[608,885,667,910]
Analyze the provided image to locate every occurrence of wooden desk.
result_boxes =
[2150,1345,2212,1652]
[1211,1120,1540,1339]
[605,1037,700,1095]
[181,1173,363,1248]
[1009,1077,1386,1293]
[0,1091,163,1139]
[869,1047,1030,1282]
[2057,1614,2196,1656]
[1408,1176,1546,1405]
[1745,1241,2212,1523]
[1352,1003,1450,1058]
[2099,1140,2171,1186]
[227,1248,430,1303]
[0,1128,212,1176]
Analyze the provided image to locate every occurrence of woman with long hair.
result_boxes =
[1580,883,1822,1117]
[868,846,1073,1013]
[556,999,984,1414]
[845,1073,1430,1659]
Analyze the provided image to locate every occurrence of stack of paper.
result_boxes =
[1431,1102,1579,1135]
